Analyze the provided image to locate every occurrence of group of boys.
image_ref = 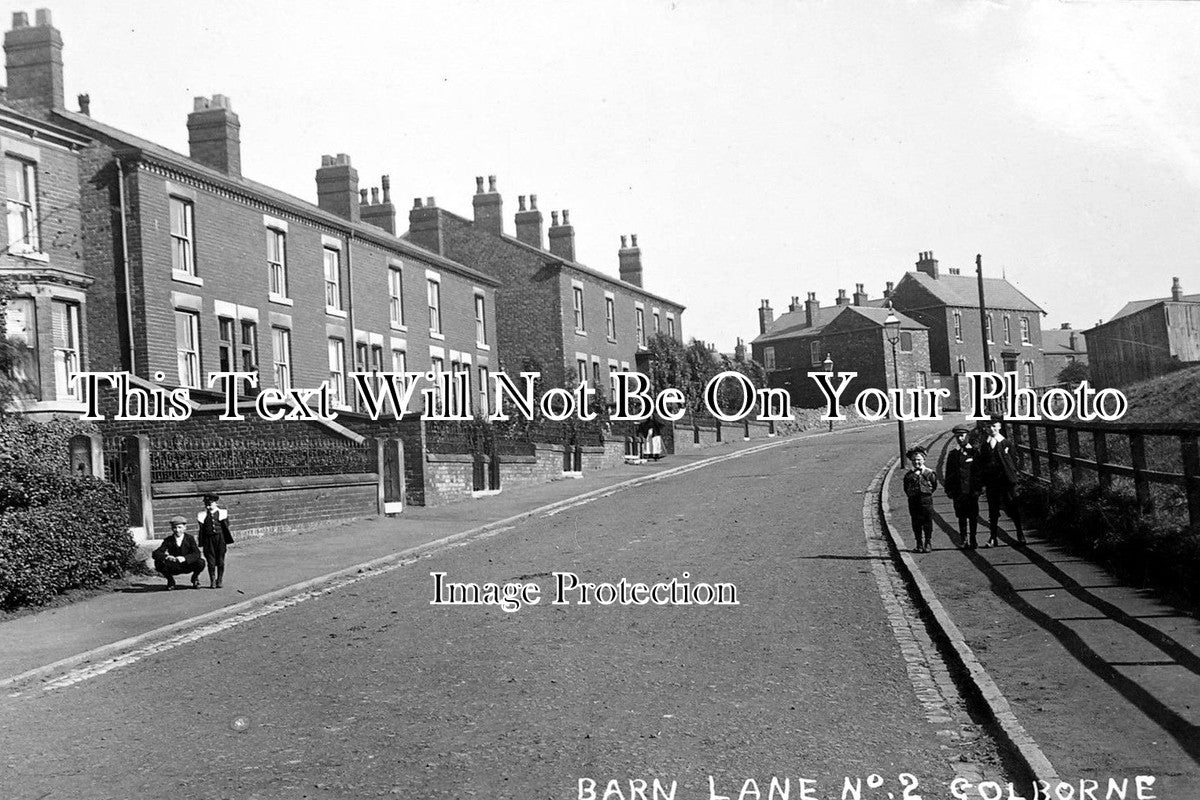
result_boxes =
[151,493,234,589]
[902,414,1024,553]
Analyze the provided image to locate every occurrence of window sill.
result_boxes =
[390,322,408,333]
[325,307,348,319]
[12,249,49,263]
[575,329,588,337]
[269,294,294,307]
[475,342,490,351]
[429,331,446,341]
[172,270,203,286]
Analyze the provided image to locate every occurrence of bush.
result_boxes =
[1021,476,1199,608]
[0,417,142,612]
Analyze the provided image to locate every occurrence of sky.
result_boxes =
[30,0,1200,350]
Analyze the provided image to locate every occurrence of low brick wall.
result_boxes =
[423,453,475,506]
[151,473,379,540]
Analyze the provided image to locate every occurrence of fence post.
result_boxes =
[1129,431,1150,510]
[1067,427,1082,484]
[373,438,385,514]
[1180,433,1200,531]
[1093,431,1110,491]
[1045,426,1058,482]
[1028,425,1041,480]
[128,434,154,540]
[68,432,105,478]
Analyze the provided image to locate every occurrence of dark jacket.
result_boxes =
[944,444,982,499]
[153,533,203,566]
[197,507,234,547]
[903,467,938,500]
[980,436,1020,487]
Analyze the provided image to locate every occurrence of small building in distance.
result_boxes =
[1084,277,1200,388]
[1041,322,1088,383]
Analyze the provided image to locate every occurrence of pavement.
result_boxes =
[0,428,842,689]
[883,427,1200,796]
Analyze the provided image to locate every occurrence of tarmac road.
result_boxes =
[0,421,1009,800]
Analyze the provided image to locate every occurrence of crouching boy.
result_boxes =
[152,515,206,589]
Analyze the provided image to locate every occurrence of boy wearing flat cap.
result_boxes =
[944,425,982,549]
[152,516,206,589]
[197,493,234,589]
[979,414,1025,547]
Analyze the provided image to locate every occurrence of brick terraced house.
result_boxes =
[405,177,685,394]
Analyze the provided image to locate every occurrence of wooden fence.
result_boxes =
[1007,419,1200,530]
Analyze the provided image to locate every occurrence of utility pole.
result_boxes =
[977,253,990,372]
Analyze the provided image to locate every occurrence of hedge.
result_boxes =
[1,416,142,611]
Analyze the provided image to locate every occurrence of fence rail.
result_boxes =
[1007,419,1200,530]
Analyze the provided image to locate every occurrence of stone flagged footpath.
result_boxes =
[0,428,832,690]
[888,429,1200,799]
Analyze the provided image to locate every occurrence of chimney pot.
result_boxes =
[488,175,497,192]
[34,9,51,27]
[427,196,436,207]
[475,176,484,193]
[335,153,351,166]
[370,187,379,205]
[620,235,627,248]
[1172,276,1183,301]
[322,154,335,167]
[12,11,28,27]
[413,197,423,209]
[530,194,538,210]
[359,188,369,204]
[1061,322,1071,330]
[77,92,90,115]
[562,209,571,225]
[551,211,560,226]
[518,195,526,211]
[381,175,391,203]
[631,233,638,247]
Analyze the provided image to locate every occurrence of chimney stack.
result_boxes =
[758,299,774,335]
[805,292,820,327]
[408,195,443,255]
[4,9,63,110]
[514,193,544,248]
[472,174,503,236]
[1172,277,1183,301]
[360,174,396,234]
[315,153,359,223]
[1060,322,1071,330]
[187,95,242,177]
[836,288,850,306]
[853,283,868,306]
[884,281,895,300]
[1069,331,1078,350]
[618,233,642,287]
[916,250,939,279]
[788,296,801,313]
[734,337,746,363]
[548,209,576,262]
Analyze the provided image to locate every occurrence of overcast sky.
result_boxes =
[36,0,1200,350]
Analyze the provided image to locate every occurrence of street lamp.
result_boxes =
[822,353,834,432]
[884,303,907,463]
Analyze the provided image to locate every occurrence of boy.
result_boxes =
[197,493,234,589]
[903,445,939,553]
[944,425,982,549]
[152,516,206,589]
[979,414,1025,547]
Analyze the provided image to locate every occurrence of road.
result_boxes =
[0,421,1011,799]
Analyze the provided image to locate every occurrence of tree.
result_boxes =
[0,277,25,415]
[1056,361,1090,386]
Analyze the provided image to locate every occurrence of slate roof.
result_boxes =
[898,271,1045,313]
[753,302,921,344]
[51,109,497,286]
[1041,327,1087,355]
[1109,293,1200,321]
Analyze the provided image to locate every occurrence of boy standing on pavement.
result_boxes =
[979,414,1025,547]
[903,445,939,553]
[944,425,982,549]
[197,493,234,589]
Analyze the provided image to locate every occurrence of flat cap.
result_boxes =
[169,515,187,525]
[952,425,971,435]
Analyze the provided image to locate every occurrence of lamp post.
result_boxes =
[884,304,907,463]
[822,353,834,432]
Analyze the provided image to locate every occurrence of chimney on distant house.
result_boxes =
[77,92,89,115]
[1172,277,1183,301]
[188,95,241,177]
[316,154,359,223]
[360,175,396,234]
[805,292,820,327]
[758,299,774,334]
[548,209,576,262]
[515,194,544,248]
[3,9,63,110]
[408,196,443,255]
[472,175,503,235]
[883,281,895,300]
[836,289,850,306]
[734,337,746,363]
[1069,331,1078,350]
[853,283,868,306]
[787,296,801,313]
[916,250,939,279]
[618,234,642,287]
